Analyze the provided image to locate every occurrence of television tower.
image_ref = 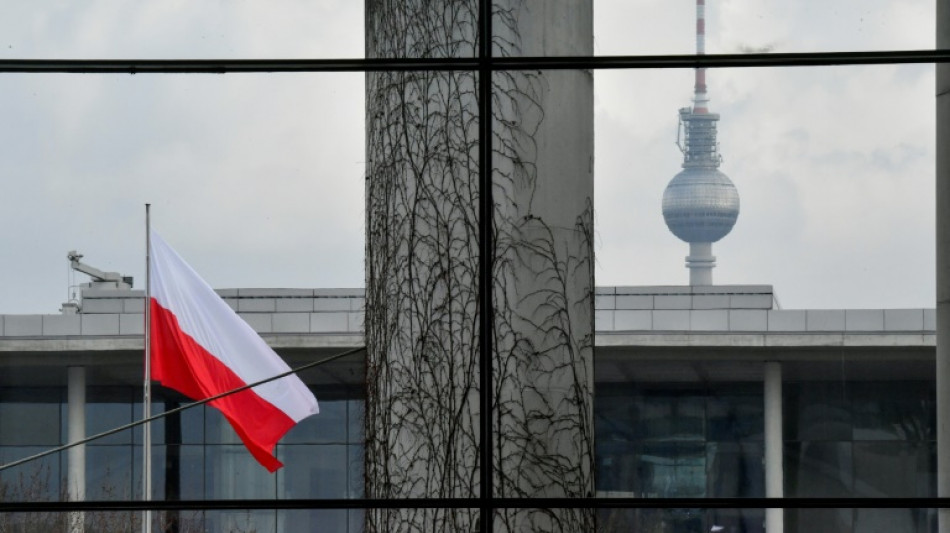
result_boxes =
[662,0,739,285]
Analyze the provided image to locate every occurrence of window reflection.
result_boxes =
[86,445,133,500]
[0,388,62,446]
[88,388,133,445]
[0,446,61,501]
[282,397,347,444]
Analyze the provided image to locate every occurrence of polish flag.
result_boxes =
[148,231,319,472]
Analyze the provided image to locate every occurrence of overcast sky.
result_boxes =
[0,0,935,314]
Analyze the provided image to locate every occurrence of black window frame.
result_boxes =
[0,1,948,529]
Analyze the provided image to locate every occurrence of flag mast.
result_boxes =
[143,204,152,533]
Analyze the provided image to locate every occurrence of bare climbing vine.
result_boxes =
[365,1,593,531]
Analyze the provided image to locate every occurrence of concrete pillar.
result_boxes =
[67,366,86,533]
[764,362,783,533]
[937,2,950,531]
[364,1,593,531]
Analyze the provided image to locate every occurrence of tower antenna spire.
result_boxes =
[694,0,709,113]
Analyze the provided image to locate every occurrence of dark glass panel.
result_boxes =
[673,396,706,441]
[595,439,639,494]
[707,395,764,441]
[204,407,240,445]
[920,442,938,498]
[348,398,364,443]
[83,511,136,532]
[135,395,204,445]
[634,395,674,441]
[277,444,347,499]
[204,445,276,500]
[86,445,133,500]
[278,510,348,533]
[787,509,854,533]
[204,510,277,533]
[168,511,209,533]
[594,392,639,442]
[136,444,205,501]
[348,444,364,499]
[597,508,705,533]
[706,442,764,498]
[282,398,347,444]
[179,403,205,444]
[640,442,706,498]
[133,398,165,445]
[852,382,935,442]
[854,508,935,533]
[630,394,707,442]
[785,442,853,497]
[348,509,365,533]
[0,388,62,446]
[0,512,66,531]
[178,444,206,500]
[0,446,61,501]
[852,441,934,498]
[88,387,133,445]
[707,508,766,533]
[785,382,852,441]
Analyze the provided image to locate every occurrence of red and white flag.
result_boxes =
[148,231,319,472]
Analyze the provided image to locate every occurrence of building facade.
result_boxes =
[0,285,936,532]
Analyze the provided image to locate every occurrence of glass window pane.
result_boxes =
[598,508,707,532]
[135,396,205,445]
[852,441,933,498]
[0,389,62,446]
[348,398,364,444]
[0,73,365,314]
[205,445,276,500]
[0,3,364,59]
[852,382,935,442]
[594,0,934,57]
[144,444,205,501]
[279,510,349,533]
[282,398,346,444]
[348,444,364,499]
[787,508,854,533]
[86,445,133,500]
[785,382,852,442]
[277,444,347,499]
[707,395,764,441]
[0,446,61,501]
[88,388,133,445]
[204,510,276,533]
[786,442,853,497]
[854,508,936,533]
[595,65,934,308]
[83,512,136,532]
[706,442,764,498]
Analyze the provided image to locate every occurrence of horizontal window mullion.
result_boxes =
[0,49,945,74]
[4,497,950,512]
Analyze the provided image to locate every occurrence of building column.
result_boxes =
[764,362,784,533]
[937,1,950,531]
[364,1,593,531]
[67,366,86,533]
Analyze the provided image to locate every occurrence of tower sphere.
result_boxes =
[662,167,739,243]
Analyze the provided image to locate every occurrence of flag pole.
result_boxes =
[143,204,152,533]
